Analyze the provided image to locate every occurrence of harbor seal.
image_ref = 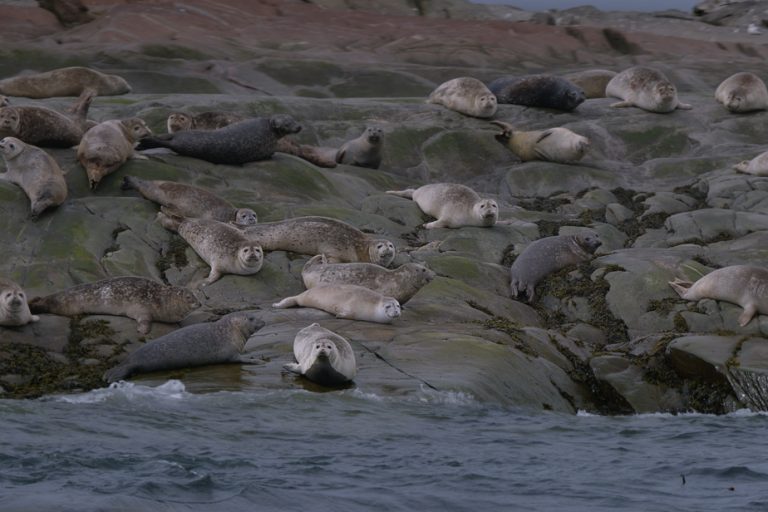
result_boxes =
[0,278,39,327]
[510,232,602,302]
[273,284,401,324]
[669,265,768,326]
[734,150,768,176]
[136,114,302,165]
[122,175,257,225]
[0,67,130,98]
[386,183,498,229]
[275,137,339,168]
[103,311,265,383]
[284,323,357,386]
[715,72,768,113]
[562,69,616,99]
[301,254,435,303]
[488,74,586,111]
[491,120,589,164]
[0,137,67,218]
[0,96,8,107]
[77,118,151,189]
[171,216,264,285]
[605,66,692,113]
[336,126,383,169]
[427,77,498,118]
[29,276,201,334]
[166,111,245,133]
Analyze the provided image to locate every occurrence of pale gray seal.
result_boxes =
[136,115,302,165]
[103,311,265,383]
[29,276,201,334]
[669,265,768,326]
[606,66,692,113]
[386,183,498,229]
[510,233,602,302]
[491,120,589,164]
[336,126,383,169]
[562,69,616,99]
[0,136,67,218]
[0,278,39,327]
[273,284,401,324]
[427,77,498,118]
[301,254,435,304]
[122,175,257,225]
[488,74,586,111]
[284,323,357,386]
[0,67,131,98]
[0,96,8,107]
[715,72,768,113]
[166,111,245,133]
[734,150,768,176]
[77,117,152,189]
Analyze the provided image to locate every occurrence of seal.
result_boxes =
[491,120,590,164]
[605,66,692,113]
[734,150,768,176]
[28,276,201,334]
[77,117,151,189]
[122,175,257,225]
[275,137,339,168]
[0,67,131,98]
[0,278,39,327]
[301,254,435,303]
[427,77,498,118]
[0,96,8,107]
[166,111,245,134]
[669,265,768,326]
[509,232,601,302]
[103,311,265,382]
[273,284,401,324]
[0,136,67,218]
[169,216,264,285]
[562,69,616,99]
[136,114,302,165]
[715,72,768,113]
[386,183,498,229]
[284,323,357,386]
[335,126,383,169]
[487,74,586,111]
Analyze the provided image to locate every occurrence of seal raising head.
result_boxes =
[387,183,498,229]
[284,323,357,387]
[0,278,39,326]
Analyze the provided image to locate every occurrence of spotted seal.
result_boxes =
[427,77,498,118]
[606,66,692,113]
[488,74,586,111]
[0,67,131,98]
[77,117,151,189]
[491,120,589,163]
[336,126,383,169]
[715,72,768,113]
[387,183,498,229]
[0,278,38,327]
[273,284,401,324]
[284,323,357,387]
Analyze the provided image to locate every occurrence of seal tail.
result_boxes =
[668,278,693,298]
[104,363,133,383]
[134,134,173,151]
[272,296,299,309]
[121,175,144,191]
[490,120,513,142]
[156,211,183,232]
[385,189,415,199]
[68,87,97,119]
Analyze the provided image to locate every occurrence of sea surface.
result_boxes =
[0,380,766,511]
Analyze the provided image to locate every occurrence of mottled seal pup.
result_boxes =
[29,276,201,334]
[387,183,498,229]
[734,150,768,176]
[166,111,245,133]
[510,233,601,302]
[0,137,67,218]
[0,67,131,98]
[273,284,401,324]
[302,254,435,304]
[171,216,264,285]
[77,117,152,189]
[136,114,301,165]
[562,69,616,99]
[427,77,498,118]
[335,126,383,169]
[491,120,589,164]
[0,278,38,327]
[669,265,768,326]
[606,66,692,113]
[715,72,768,113]
[488,74,586,111]
[103,311,265,383]
[284,323,357,386]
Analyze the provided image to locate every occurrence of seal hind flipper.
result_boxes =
[273,296,299,308]
[283,362,302,374]
[610,100,634,108]
[385,189,416,199]
[104,364,134,383]
[668,278,693,297]
[156,211,184,232]
[135,134,174,151]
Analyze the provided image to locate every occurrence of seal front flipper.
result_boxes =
[677,102,693,110]
[738,303,758,327]
[283,362,302,374]
[135,133,174,151]
[610,100,634,108]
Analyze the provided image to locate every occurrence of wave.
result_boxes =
[51,379,189,404]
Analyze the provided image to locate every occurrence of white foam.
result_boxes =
[53,379,188,404]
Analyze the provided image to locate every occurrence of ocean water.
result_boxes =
[0,380,766,512]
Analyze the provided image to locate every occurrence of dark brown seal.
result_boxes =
[488,74,586,111]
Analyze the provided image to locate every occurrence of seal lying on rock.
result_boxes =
[491,121,589,163]
[77,118,151,189]
[669,265,768,326]
[166,111,245,133]
[387,183,498,229]
[715,72,768,113]
[0,278,38,327]
[606,66,692,113]
[284,323,357,387]
[103,311,265,383]
[336,126,383,169]
[273,284,401,324]
[427,77,498,118]
[562,69,616,99]
[0,137,67,219]
[29,276,200,334]
[488,74,586,111]
[0,96,8,107]
[734,150,768,176]
[509,232,601,302]
[301,254,435,303]
[0,67,131,98]
[122,176,257,225]
[136,114,301,165]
